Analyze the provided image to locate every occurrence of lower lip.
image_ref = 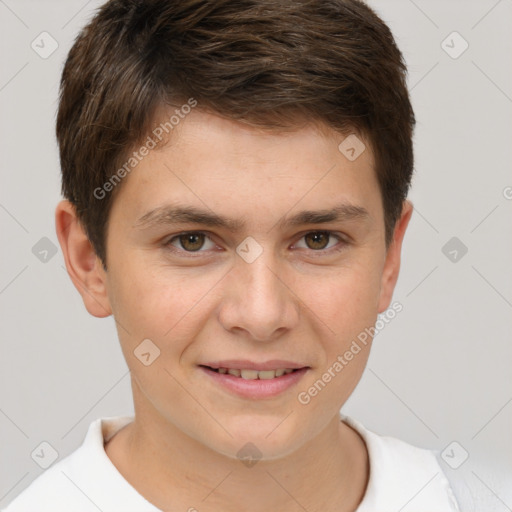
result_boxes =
[200,366,309,399]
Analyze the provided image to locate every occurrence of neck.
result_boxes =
[105,389,369,512]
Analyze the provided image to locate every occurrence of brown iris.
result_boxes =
[304,232,331,250]
[179,233,205,251]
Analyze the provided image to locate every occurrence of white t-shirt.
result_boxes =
[3,414,460,512]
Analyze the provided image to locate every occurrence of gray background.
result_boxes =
[1,0,511,510]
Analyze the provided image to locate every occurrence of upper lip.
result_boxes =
[200,360,308,371]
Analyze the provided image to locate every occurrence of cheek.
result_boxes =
[296,259,383,341]
[293,265,380,415]
[106,258,223,350]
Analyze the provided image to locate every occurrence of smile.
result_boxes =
[199,364,309,399]
[205,367,297,379]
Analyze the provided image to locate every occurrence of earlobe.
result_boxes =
[377,200,413,313]
[55,200,112,318]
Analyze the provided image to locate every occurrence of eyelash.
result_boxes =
[163,231,348,257]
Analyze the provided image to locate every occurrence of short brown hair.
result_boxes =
[57,0,415,265]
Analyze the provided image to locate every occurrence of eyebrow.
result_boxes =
[134,203,369,232]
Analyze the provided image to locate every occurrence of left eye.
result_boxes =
[167,232,216,252]
[294,231,342,251]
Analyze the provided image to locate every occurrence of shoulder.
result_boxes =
[342,415,460,512]
[2,417,106,511]
[1,416,157,512]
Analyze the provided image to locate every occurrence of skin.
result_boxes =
[56,108,412,512]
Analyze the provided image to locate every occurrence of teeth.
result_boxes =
[214,368,297,379]
[258,370,277,380]
[240,369,259,380]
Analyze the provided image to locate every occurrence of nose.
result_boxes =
[217,251,300,342]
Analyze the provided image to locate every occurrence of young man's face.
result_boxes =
[63,109,410,459]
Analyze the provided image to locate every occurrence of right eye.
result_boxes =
[165,232,217,253]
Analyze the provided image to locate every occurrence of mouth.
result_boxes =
[198,361,310,399]
[198,359,311,400]
[200,366,302,380]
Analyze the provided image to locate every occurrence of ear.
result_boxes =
[55,200,112,318]
[377,200,413,313]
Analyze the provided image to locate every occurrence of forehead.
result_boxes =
[153,108,364,165]
[113,108,381,226]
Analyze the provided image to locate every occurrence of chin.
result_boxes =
[202,415,308,461]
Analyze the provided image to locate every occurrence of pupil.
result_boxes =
[180,233,204,251]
